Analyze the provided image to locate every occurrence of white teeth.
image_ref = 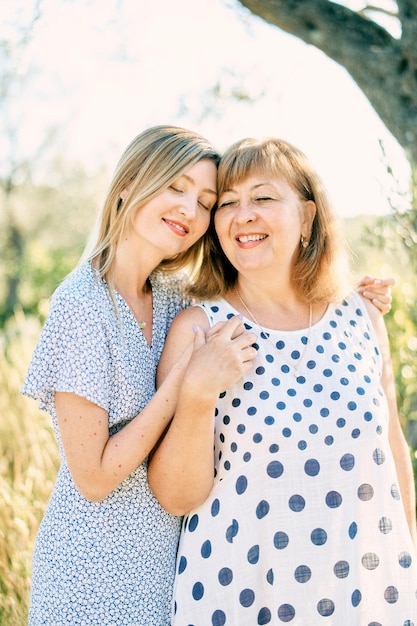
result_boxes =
[238,234,267,243]
[166,220,186,232]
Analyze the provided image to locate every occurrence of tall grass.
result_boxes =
[0,311,59,625]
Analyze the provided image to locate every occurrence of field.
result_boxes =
[0,312,59,625]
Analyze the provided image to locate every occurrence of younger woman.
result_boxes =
[22,125,256,626]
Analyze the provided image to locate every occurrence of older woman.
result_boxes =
[149,137,417,625]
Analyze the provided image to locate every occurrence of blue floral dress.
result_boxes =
[171,293,417,625]
[22,262,190,626]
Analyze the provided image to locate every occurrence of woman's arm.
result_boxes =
[362,296,417,548]
[148,307,257,516]
[55,343,193,502]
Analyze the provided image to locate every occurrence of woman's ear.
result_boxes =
[301,200,316,238]
[119,187,130,201]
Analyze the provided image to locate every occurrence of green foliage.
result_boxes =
[0,160,108,324]
[345,196,417,478]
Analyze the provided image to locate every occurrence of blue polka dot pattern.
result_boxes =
[171,294,417,624]
[22,263,191,625]
[294,565,311,582]
[218,567,233,585]
[201,540,212,558]
[240,588,255,607]
[274,531,289,549]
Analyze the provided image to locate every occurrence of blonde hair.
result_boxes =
[82,125,219,283]
[188,137,351,303]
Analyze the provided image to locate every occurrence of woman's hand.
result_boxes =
[356,276,396,314]
[189,315,257,398]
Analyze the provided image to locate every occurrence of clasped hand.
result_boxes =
[186,315,258,398]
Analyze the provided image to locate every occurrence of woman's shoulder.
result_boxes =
[338,290,376,318]
[53,263,104,303]
[47,263,110,324]
[170,298,229,330]
[330,291,385,343]
[171,303,211,326]
[197,298,233,320]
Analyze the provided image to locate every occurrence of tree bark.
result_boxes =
[237,0,417,166]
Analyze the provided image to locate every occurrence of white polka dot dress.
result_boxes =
[22,263,190,626]
[171,293,417,625]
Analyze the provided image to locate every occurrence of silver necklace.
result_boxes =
[121,286,150,330]
[234,287,313,378]
[136,291,150,330]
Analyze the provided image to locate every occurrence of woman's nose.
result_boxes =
[178,195,197,218]
[234,201,256,222]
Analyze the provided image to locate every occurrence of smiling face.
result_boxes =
[214,174,316,280]
[127,158,217,261]
[188,136,347,303]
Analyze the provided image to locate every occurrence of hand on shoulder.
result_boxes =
[356,275,396,315]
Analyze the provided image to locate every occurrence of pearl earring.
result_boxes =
[300,235,309,249]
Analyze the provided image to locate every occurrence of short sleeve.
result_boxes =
[22,286,111,414]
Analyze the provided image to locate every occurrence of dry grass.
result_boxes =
[0,311,59,625]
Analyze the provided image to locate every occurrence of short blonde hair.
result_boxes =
[188,137,351,303]
[84,125,219,281]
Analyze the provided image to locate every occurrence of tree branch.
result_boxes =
[238,0,393,57]
[361,5,398,19]
[237,0,417,163]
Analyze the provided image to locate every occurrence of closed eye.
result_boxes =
[169,185,183,193]
[218,200,237,209]
[198,200,213,211]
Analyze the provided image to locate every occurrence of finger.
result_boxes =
[357,285,393,298]
[205,316,246,341]
[374,303,391,314]
[212,314,247,340]
[357,276,396,291]
[241,344,258,363]
[192,325,207,349]
[230,322,250,340]
[356,275,375,288]
[206,321,227,338]
[361,290,392,301]
[232,331,258,354]
[374,277,397,286]
[370,298,392,314]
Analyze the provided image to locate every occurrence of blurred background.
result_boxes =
[1,0,417,622]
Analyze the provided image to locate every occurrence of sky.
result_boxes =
[2,0,411,218]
